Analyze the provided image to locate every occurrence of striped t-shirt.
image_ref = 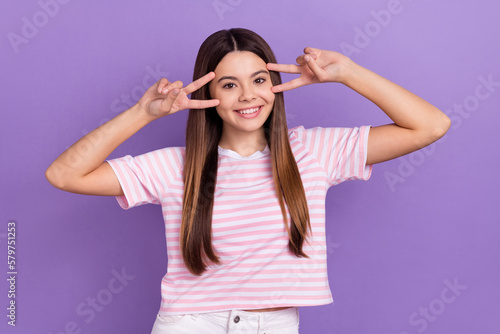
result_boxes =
[106,125,372,315]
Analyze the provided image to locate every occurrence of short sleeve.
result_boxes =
[106,147,184,209]
[290,126,372,187]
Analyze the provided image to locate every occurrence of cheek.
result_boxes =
[216,93,232,109]
[214,93,237,114]
[263,91,275,105]
[258,84,275,104]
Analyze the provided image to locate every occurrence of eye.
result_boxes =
[255,77,266,84]
[222,82,236,89]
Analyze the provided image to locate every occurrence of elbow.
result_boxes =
[417,111,451,148]
[45,163,67,190]
[45,165,60,189]
[432,112,451,141]
[424,109,451,144]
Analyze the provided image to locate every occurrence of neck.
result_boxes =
[218,126,268,157]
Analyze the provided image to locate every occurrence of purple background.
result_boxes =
[1,0,499,333]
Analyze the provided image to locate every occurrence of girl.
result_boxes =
[45,28,450,334]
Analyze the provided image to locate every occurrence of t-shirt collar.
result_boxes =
[217,145,270,160]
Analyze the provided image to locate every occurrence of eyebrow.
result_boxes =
[217,70,269,83]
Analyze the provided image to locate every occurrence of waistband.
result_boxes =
[193,307,299,329]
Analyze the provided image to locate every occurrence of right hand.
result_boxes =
[137,72,220,118]
[266,48,351,93]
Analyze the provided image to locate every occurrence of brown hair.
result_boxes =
[181,28,311,276]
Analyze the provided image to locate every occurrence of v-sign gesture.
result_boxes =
[46,72,220,197]
[267,47,350,93]
[267,46,450,166]
[138,71,220,119]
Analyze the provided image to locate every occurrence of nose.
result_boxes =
[238,84,256,102]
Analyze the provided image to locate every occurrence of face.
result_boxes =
[209,51,275,139]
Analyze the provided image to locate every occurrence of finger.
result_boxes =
[186,98,220,110]
[303,47,319,55]
[266,63,301,74]
[183,72,216,95]
[157,78,170,93]
[304,55,327,81]
[271,78,306,93]
[162,80,183,94]
[296,52,317,65]
[159,89,180,111]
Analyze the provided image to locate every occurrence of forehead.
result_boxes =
[214,51,266,76]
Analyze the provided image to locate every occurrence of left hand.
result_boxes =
[266,47,351,93]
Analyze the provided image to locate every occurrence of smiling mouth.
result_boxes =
[234,106,262,114]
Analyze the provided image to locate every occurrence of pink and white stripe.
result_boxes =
[106,125,372,315]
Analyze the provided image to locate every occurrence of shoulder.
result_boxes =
[288,125,332,137]
[288,125,306,141]
[288,125,331,144]
[150,146,185,167]
[288,125,305,136]
[116,146,186,173]
[288,125,370,140]
[157,146,185,156]
[135,146,185,161]
[287,125,371,155]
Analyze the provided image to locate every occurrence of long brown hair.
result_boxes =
[181,28,311,276]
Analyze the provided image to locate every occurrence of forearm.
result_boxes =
[341,59,450,137]
[46,104,155,188]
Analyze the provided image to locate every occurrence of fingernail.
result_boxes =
[162,88,169,94]
[172,89,180,95]
[304,55,310,62]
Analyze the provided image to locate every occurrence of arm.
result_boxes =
[267,48,451,165]
[341,59,450,165]
[45,73,219,196]
[45,104,153,196]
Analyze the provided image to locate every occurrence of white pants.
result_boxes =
[151,307,300,334]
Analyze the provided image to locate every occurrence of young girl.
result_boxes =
[45,28,450,334]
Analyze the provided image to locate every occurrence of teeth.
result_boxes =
[237,107,259,114]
